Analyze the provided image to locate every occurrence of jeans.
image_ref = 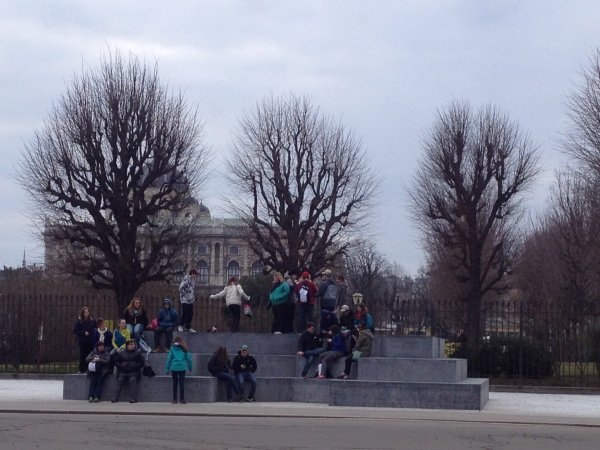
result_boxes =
[181,303,194,330]
[212,371,239,400]
[126,324,144,343]
[87,372,107,399]
[171,370,186,402]
[228,304,240,332]
[318,351,344,377]
[236,371,257,399]
[301,347,325,377]
[297,304,314,333]
[154,326,174,349]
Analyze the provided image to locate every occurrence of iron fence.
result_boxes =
[1,291,599,387]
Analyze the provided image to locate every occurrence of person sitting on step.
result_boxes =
[232,344,258,402]
[154,298,178,352]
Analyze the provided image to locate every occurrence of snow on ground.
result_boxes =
[0,380,63,400]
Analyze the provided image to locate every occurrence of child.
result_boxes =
[165,336,193,404]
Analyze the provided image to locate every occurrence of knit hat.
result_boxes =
[240,344,249,351]
[301,271,310,279]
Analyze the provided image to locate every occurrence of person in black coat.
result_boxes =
[296,322,324,377]
[73,306,95,373]
[207,345,240,402]
[85,341,112,402]
[112,340,145,403]
[232,345,258,402]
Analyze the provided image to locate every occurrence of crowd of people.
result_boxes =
[72,268,374,403]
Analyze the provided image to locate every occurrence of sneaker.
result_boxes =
[93,397,100,403]
[111,400,117,403]
[239,397,247,402]
[152,347,161,353]
[88,396,94,402]
[171,400,177,404]
[188,328,197,333]
[317,375,326,379]
[180,400,186,405]
[178,326,184,332]
[247,397,255,402]
[129,399,137,403]
[273,331,282,335]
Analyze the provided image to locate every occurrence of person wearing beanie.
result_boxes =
[154,298,179,352]
[232,345,258,402]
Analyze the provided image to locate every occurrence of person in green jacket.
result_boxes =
[269,271,290,334]
[165,336,193,404]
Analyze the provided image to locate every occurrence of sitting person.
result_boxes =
[338,305,355,332]
[354,304,374,333]
[339,322,374,379]
[112,318,131,351]
[85,341,112,402]
[207,345,240,402]
[316,325,350,379]
[112,339,145,403]
[318,309,339,342]
[154,298,179,352]
[296,322,324,377]
[232,344,257,402]
[123,297,149,345]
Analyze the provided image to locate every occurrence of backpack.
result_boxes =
[298,284,309,303]
[324,282,338,301]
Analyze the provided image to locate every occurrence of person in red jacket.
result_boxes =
[294,271,318,332]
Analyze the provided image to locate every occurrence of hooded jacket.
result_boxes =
[158,299,179,328]
[354,329,374,357]
[210,283,249,306]
[114,346,145,377]
[166,343,193,373]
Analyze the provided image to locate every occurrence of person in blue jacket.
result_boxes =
[154,298,179,352]
[165,336,193,404]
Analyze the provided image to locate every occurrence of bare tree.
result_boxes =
[226,94,377,274]
[345,238,389,305]
[19,52,210,312]
[410,100,539,346]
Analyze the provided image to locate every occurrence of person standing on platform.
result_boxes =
[179,269,198,332]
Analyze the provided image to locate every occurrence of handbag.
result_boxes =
[143,364,156,377]
[352,350,362,361]
[243,303,253,317]
[87,361,96,372]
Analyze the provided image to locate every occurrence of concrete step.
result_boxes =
[63,374,488,410]
[355,357,467,382]
[144,332,446,358]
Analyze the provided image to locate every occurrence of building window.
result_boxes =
[251,261,263,277]
[227,261,240,280]
[197,244,207,255]
[214,243,220,274]
[197,260,208,284]
[229,245,239,255]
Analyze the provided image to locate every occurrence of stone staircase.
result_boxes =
[63,332,489,409]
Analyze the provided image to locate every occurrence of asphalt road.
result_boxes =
[1,412,599,450]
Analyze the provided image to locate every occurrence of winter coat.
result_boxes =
[269,282,290,306]
[85,348,112,376]
[354,312,374,332]
[297,330,322,353]
[123,307,148,328]
[73,318,95,345]
[339,310,356,331]
[317,278,338,310]
[232,352,257,374]
[207,354,232,375]
[210,284,249,307]
[330,333,346,353]
[318,309,339,335]
[114,347,145,378]
[166,343,193,373]
[179,274,196,304]
[354,329,374,357]
[294,280,318,305]
[93,328,113,347]
[112,328,131,350]
[158,301,179,328]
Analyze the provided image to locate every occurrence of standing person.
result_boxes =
[209,277,249,332]
[207,345,240,402]
[123,297,148,344]
[85,341,112,402]
[112,318,131,351]
[317,269,338,312]
[294,271,318,333]
[336,275,349,311]
[179,269,198,332]
[112,339,145,403]
[73,306,95,373]
[296,322,324,378]
[269,272,290,334]
[165,336,193,404]
[154,298,179,352]
[283,271,298,334]
[232,344,258,402]
[93,318,113,348]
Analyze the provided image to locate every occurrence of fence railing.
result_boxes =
[1,292,599,387]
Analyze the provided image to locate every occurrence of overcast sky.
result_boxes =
[1,1,599,274]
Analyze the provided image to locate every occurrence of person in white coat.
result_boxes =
[210,277,250,332]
